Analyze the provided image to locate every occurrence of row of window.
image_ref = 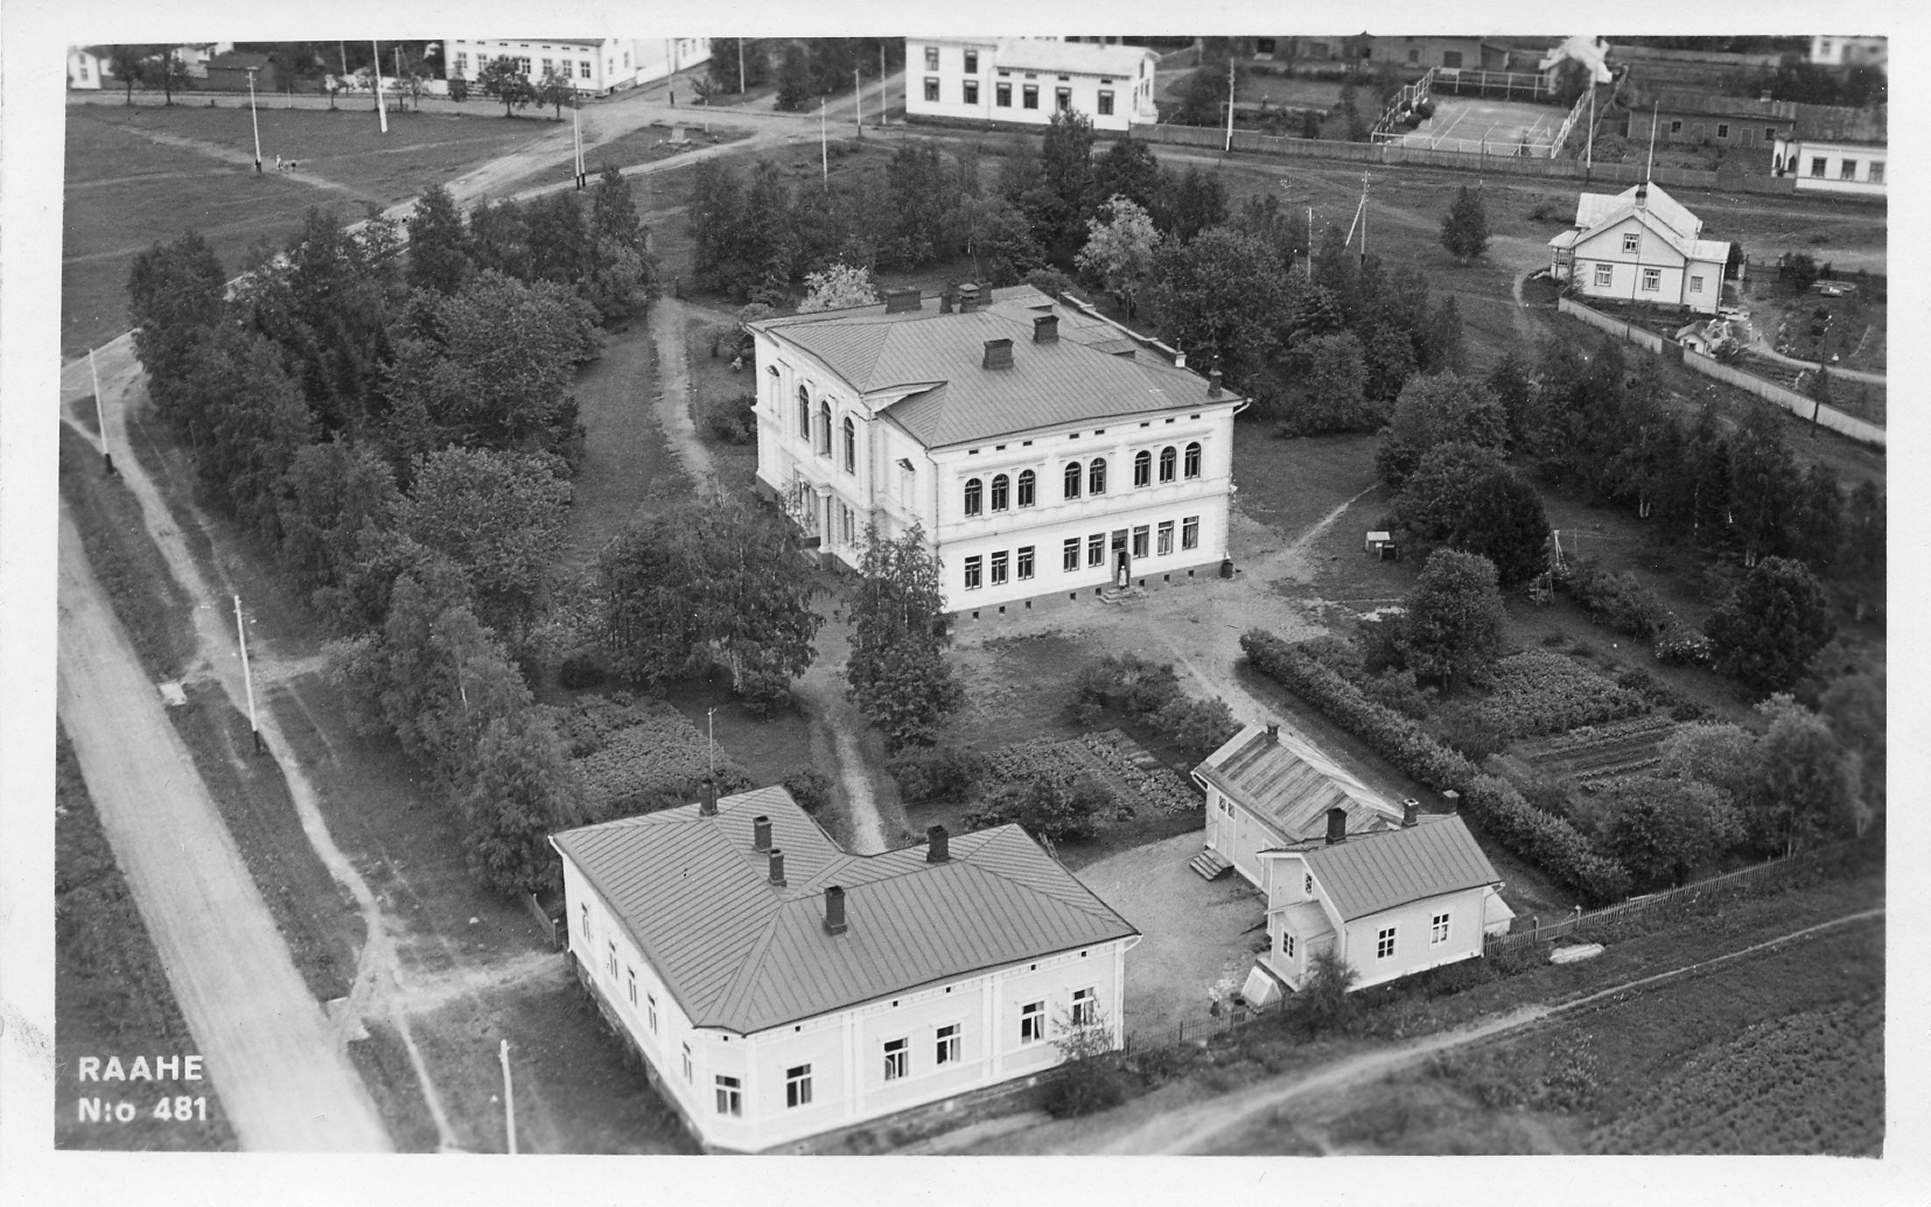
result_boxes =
[798,390,863,474]
[924,77,1117,115]
[962,516,1201,590]
[963,445,1203,515]
[1588,263,1705,295]
[1278,914,1452,964]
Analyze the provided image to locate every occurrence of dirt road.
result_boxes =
[56,508,391,1152]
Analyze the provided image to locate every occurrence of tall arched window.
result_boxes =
[797,387,811,440]
[1133,450,1152,488]
[1016,469,1036,508]
[990,473,1010,511]
[842,417,857,474]
[963,477,983,516]
[1184,441,1202,479]
[1089,458,1107,496]
[818,401,832,456]
[1064,462,1082,499]
[1159,446,1177,483]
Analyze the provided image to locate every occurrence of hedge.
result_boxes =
[1240,630,1632,904]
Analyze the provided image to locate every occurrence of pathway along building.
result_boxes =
[748,284,1243,618]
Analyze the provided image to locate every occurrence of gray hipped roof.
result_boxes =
[1194,723,1404,841]
[1300,815,1501,920]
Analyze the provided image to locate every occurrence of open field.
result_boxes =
[54,724,238,1151]
[493,122,753,196]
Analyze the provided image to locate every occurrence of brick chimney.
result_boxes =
[753,815,772,852]
[940,282,956,313]
[700,777,718,817]
[1209,369,1223,398]
[1266,721,1280,741]
[983,338,1014,370]
[884,286,922,313]
[823,885,848,934]
[768,847,787,887]
[1402,798,1419,827]
[959,283,981,313]
[1325,806,1347,846]
[1174,351,1187,369]
[926,825,950,863]
[1033,312,1059,344]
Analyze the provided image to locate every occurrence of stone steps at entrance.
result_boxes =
[1188,847,1234,881]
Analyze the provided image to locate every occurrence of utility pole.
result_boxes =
[246,66,263,171]
[88,348,114,476]
[573,98,585,189]
[880,42,888,125]
[820,97,828,185]
[373,40,389,134]
[233,595,261,753]
[1306,206,1314,280]
[500,1040,518,1154]
[339,40,349,77]
[738,38,745,93]
[1223,55,1236,153]
[855,66,863,133]
[1585,84,1596,173]
[707,707,718,782]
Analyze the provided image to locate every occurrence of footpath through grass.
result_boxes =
[55,724,237,1151]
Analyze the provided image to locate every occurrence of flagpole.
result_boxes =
[88,348,114,475]
[373,40,389,133]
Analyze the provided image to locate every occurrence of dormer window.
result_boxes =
[1622,232,1640,254]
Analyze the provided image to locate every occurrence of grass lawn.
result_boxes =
[54,724,239,1151]
[495,123,753,196]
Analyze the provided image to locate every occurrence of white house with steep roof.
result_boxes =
[905,37,1158,130]
[747,284,1242,618]
[1546,181,1731,314]
[552,784,1139,1152]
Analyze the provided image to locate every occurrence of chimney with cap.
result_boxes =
[1266,721,1280,741]
[983,338,1014,370]
[884,286,922,314]
[823,885,848,934]
[1033,312,1059,344]
[1209,369,1223,398]
[1325,806,1347,846]
[926,825,950,863]
[768,848,787,887]
[753,815,771,852]
[700,777,718,817]
[959,283,981,313]
[1402,799,1419,827]
[940,282,956,314]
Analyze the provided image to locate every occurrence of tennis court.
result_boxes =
[1386,95,1569,156]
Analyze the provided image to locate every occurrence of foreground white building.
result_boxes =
[553,785,1138,1152]
[1547,180,1732,314]
[905,37,1158,131]
[748,284,1241,617]
[445,37,708,93]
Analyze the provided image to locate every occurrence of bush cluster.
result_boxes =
[781,767,834,814]
[885,744,984,804]
[1069,653,1238,758]
[696,392,757,445]
[1473,650,1649,738]
[1561,557,1670,640]
[1654,628,1716,668]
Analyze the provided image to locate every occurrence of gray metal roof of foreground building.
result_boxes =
[1298,814,1502,921]
[552,786,1139,1035]
[1195,723,1405,841]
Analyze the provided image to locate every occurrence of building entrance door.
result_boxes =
[1111,529,1129,587]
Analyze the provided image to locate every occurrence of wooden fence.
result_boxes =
[1557,296,1886,448]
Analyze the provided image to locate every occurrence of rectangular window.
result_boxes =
[1811,157,1828,177]
[1070,987,1096,1027]
[883,1037,908,1081]
[936,1024,961,1065]
[1441,50,1463,68]
[1766,126,1777,142]
[990,550,1009,585]
[1641,267,1661,292]
[1841,159,1858,180]
[1431,913,1451,945]
[1131,526,1149,558]
[1593,263,1613,287]
[1087,533,1104,567]
[1062,538,1079,571]
[1098,90,1114,116]
[455,53,468,75]
[1055,87,1072,112]
[924,76,939,102]
[1017,546,1035,580]
[1281,932,1295,959]
[1717,122,1730,139]
[1182,516,1199,551]
[963,80,979,105]
[682,1044,692,1082]
[627,967,637,1006]
[580,60,591,79]
[516,57,532,75]
[925,45,939,71]
[1689,274,1705,294]
[786,1064,813,1108]
[606,941,617,979]
[964,556,983,591]
[580,902,590,943]
[1023,85,1039,110]
[647,995,658,1034]
[1869,161,1884,183]
[1669,119,1682,135]
[715,1075,742,1116]
[964,49,978,73]
[1020,1001,1046,1044]
[542,58,553,76]
[1621,232,1640,254]
[996,82,1013,107]
[1157,521,1174,556]
[1376,927,1397,960]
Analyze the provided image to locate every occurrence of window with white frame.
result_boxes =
[1023,84,1039,109]
[924,45,939,70]
[580,60,591,78]
[647,994,658,1034]
[843,417,856,473]
[1376,927,1397,959]
[1063,461,1082,499]
[1689,274,1705,293]
[1017,546,1035,580]
[1132,526,1149,558]
[786,1064,813,1107]
[606,941,617,978]
[990,550,1009,585]
[936,1023,961,1065]
[1062,537,1080,571]
[990,473,1010,511]
[542,58,554,76]
[455,53,468,75]
[1017,469,1036,507]
[1811,156,1828,177]
[627,967,637,1005]
[963,80,979,105]
[964,556,983,591]
[1088,458,1107,494]
[1431,912,1450,944]
[1621,232,1640,254]
[1071,987,1096,1026]
[1184,441,1202,478]
[1869,161,1884,183]
[715,1075,742,1116]
[1157,521,1174,556]
[1098,90,1114,115]
[1642,267,1661,292]
[1841,159,1858,180]
[1593,263,1613,287]
[1020,1001,1046,1044]
[1182,516,1199,551]
[818,401,832,455]
[797,387,810,439]
[580,902,590,942]
[924,77,939,102]
[1055,87,1072,112]
[1281,931,1295,959]
[1087,533,1104,567]
[1717,122,1730,139]
[963,477,983,516]
[1159,446,1177,482]
[1133,450,1152,487]
[996,82,1012,107]
[681,1044,692,1082]
[964,49,979,73]
[883,1037,909,1080]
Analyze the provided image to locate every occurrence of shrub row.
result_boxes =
[1240,630,1632,904]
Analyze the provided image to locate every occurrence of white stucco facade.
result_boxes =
[1255,850,1490,993]
[904,37,1158,131]
[1773,135,1886,198]
[446,38,708,92]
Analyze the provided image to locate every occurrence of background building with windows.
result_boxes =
[1546,180,1731,314]
[903,37,1158,131]
[553,784,1138,1152]
[1772,105,1886,198]
[445,37,708,93]
[747,284,1242,617]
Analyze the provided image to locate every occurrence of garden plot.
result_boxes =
[1471,650,1649,740]
[1514,715,1681,785]
[984,729,1203,821]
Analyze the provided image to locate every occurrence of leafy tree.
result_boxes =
[1820,668,1885,818]
[591,164,647,256]
[459,710,582,894]
[797,262,879,312]
[708,38,770,92]
[468,198,534,282]
[1419,295,1468,374]
[1090,138,1163,216]
[972,775,1113,844]
[1841,480,1885,620]
[186,325,314,543]
[804,37,858,96]
[1075,196,1161,316]
[1286,949,1358,1037]
[1373,372,1508,488]
[1231,191,1310,276]
[277,437,401,610]
[406,184,474,296]
[687,159,747,293]
[1392,442,1505,545]
[1400,549,1506,690]
[1291,331,1372,434]
[1743,696,1867,853]
[846,524,964,752]
[1728,406,1799,566]
[535,71,576,119]
[884,143,950,267]
[1362,324,1418,403]
[153,49,193,105]
[1790,461,1844,575]
[1705,557,1836,696]
[1171,52,1246,127]
[476,56,536,117]
[523,192,596,288]
[1452,467,1550,588]
[1485,355,1536,451]
[1598,777,1742,886]
[957,195,1044,287]
[126,230,229,429]
[106,45,152,104]
[1659,722,1757,800]
[1439,185,1491,262]
[1153,165,1230,244]
[1150,226,1288,390]
[1041,1004,1127,1118]
[775,42,813,111]
[1032,110,1099,262]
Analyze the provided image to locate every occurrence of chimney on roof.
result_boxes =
[884,286,923,314]
[1634,181,1649,207]
[700,777,718,817]
[926,825,950,863]
[1443,789,1461,814]
[752,814,772,852]
[823,885,848,934]
[1325,806,1347,846]
[959,283,981,313]
[983,338,1014,370]
[1266,721,1280,741]
[768,847,787,887]
[1402,798,1419,828]
[1174,351,1187,369]
[940,281,956,314]
[1209,369,1223,398]
[1033,312,1059,344]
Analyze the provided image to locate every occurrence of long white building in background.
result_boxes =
[748,284,1242,618]
[905,37,1159,131]
[445,37,708,93]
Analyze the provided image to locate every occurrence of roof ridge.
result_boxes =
[705,907,788,1021]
